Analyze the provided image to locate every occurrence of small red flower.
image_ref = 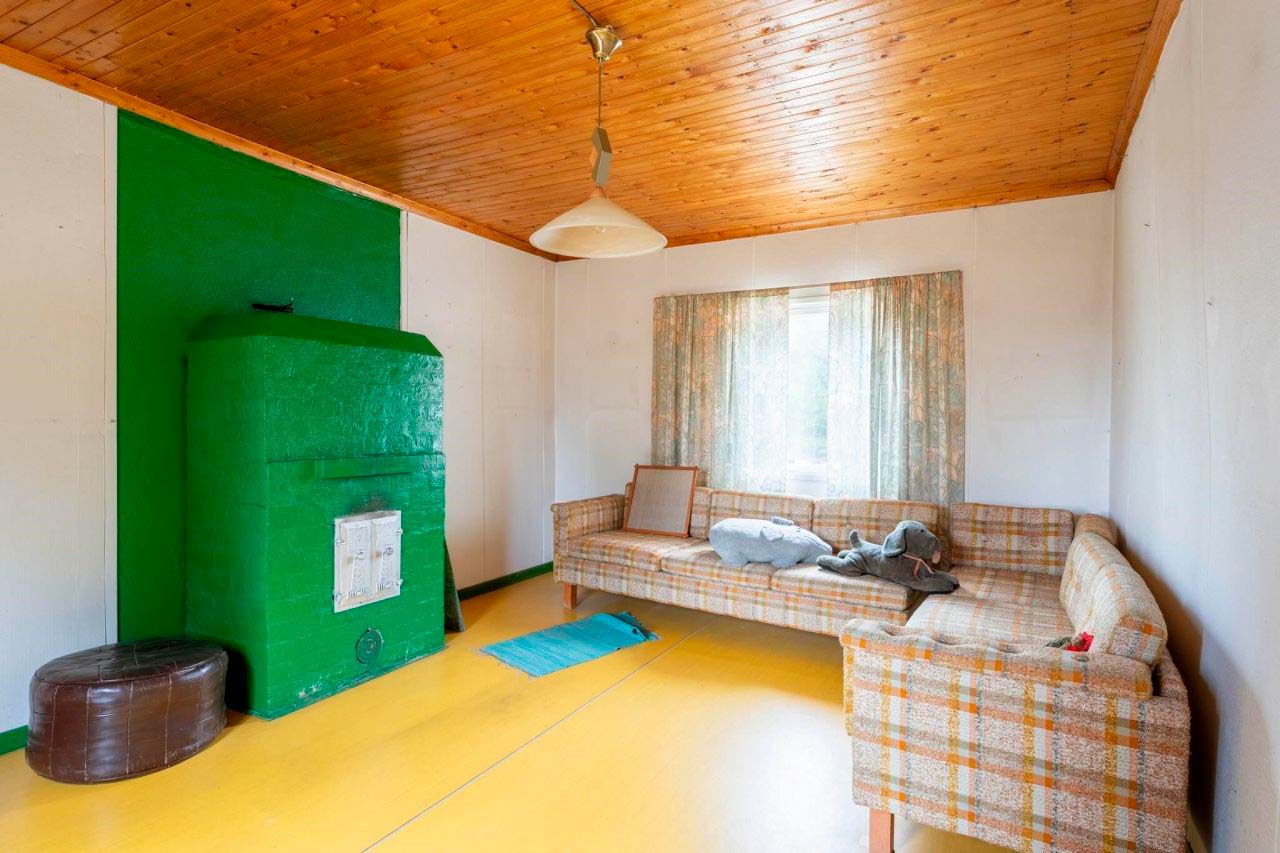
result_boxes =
[1066,631,1094,652]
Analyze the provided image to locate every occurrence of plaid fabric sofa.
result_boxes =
[551,487,942,635]
[843,503,1191,852]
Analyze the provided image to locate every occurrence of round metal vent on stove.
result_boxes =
[355,628,383,664]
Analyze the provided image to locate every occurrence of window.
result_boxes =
[652,272,964,505]
[785,286,829,496]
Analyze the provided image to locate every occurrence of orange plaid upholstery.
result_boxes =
[660,541,776,588]
[1074,512,1119,544]
[842,621,1155,698]
[552,490,913,632]
[948,502,1074,575]
[948,565,1063,608]
[909,566,1073,645]
[708,489,815,530]
[842,626,1189,852]
[812,498,941,551]
[560,530,691,572]
[555,556,909,636]
[689,487,713,538]
[842,506,1190,852]
[770,565,914,611]
[908,592,1075,646]
[550,494,625,552]
[1062,533,1168,665]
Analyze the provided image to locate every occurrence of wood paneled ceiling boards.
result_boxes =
[0,0,1180,257]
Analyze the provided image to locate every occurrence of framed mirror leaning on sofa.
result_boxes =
[622,464,698,537]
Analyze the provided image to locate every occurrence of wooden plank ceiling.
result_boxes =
[0,0,1165,252]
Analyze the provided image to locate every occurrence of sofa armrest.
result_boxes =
[1074,512,1119,544]
[1061,534,1168,665]
[551,494,626,555]
[840,620,1153,706]
[842,624,1191,851]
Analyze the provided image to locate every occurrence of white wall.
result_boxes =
[555,192,1114,513]
[0,63,558,737]
[1110,1,1280,849]
[402,215,556,590]
[0,65,112,733]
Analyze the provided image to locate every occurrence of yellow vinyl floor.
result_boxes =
[0,574,997,852]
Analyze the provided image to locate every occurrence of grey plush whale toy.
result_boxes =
[709,516,833,568]
[816,520,959,594]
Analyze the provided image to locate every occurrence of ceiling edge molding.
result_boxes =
[664,179,1114,248]
[0,44,558,262]
[1105,0,1184,183]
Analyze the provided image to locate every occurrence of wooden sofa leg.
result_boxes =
[868,809,894,853]
[562,582,580,609]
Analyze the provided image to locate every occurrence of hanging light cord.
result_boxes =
[576,0,607,128]
[570,0,599,27]
[573,0,617,190]
[597,58,603,128]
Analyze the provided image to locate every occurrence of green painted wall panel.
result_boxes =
[0,725,27,756]
[185,317,444,718]
[116,112,401,641]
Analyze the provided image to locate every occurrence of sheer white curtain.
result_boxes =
[826,284,873,497]
[826,271,966,505]
[652,288,790,491]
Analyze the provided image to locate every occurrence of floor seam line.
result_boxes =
[363,614,715,850]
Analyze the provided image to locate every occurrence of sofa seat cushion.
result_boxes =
[950,566,1064,609]
[908,592,1074,646]
[556,555,911,636]
[562,531,694,571]
[771,565,914,611]
[660,541,775,588]
[949,502,1074,575]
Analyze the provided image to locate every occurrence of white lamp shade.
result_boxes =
[530,191,666,258]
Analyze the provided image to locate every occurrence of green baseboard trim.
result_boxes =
[458,562,553,600]
[0,725,28,756]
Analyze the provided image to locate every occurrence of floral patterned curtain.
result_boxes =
[826,271,965,505]
[652,288,789,492]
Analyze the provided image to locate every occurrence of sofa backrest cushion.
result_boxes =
[949,502,1074,575]
[708,490,815,531]
[812,498,941,551]
[689,487,714,538]
[1074,513,1119,545]
[1061,533,1168,666]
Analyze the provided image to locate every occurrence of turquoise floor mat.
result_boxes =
[479,612,658,677]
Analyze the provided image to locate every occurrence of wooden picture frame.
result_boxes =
[622,464,699,537]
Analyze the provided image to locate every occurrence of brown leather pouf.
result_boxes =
[26,639,228,783]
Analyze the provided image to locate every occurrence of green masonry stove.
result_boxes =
[185,313,445,718]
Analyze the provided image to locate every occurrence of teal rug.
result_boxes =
[480,612,658,677]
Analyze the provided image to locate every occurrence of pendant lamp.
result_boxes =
[530,3,666,258]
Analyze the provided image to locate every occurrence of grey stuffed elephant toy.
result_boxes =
[816,520,959,594]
